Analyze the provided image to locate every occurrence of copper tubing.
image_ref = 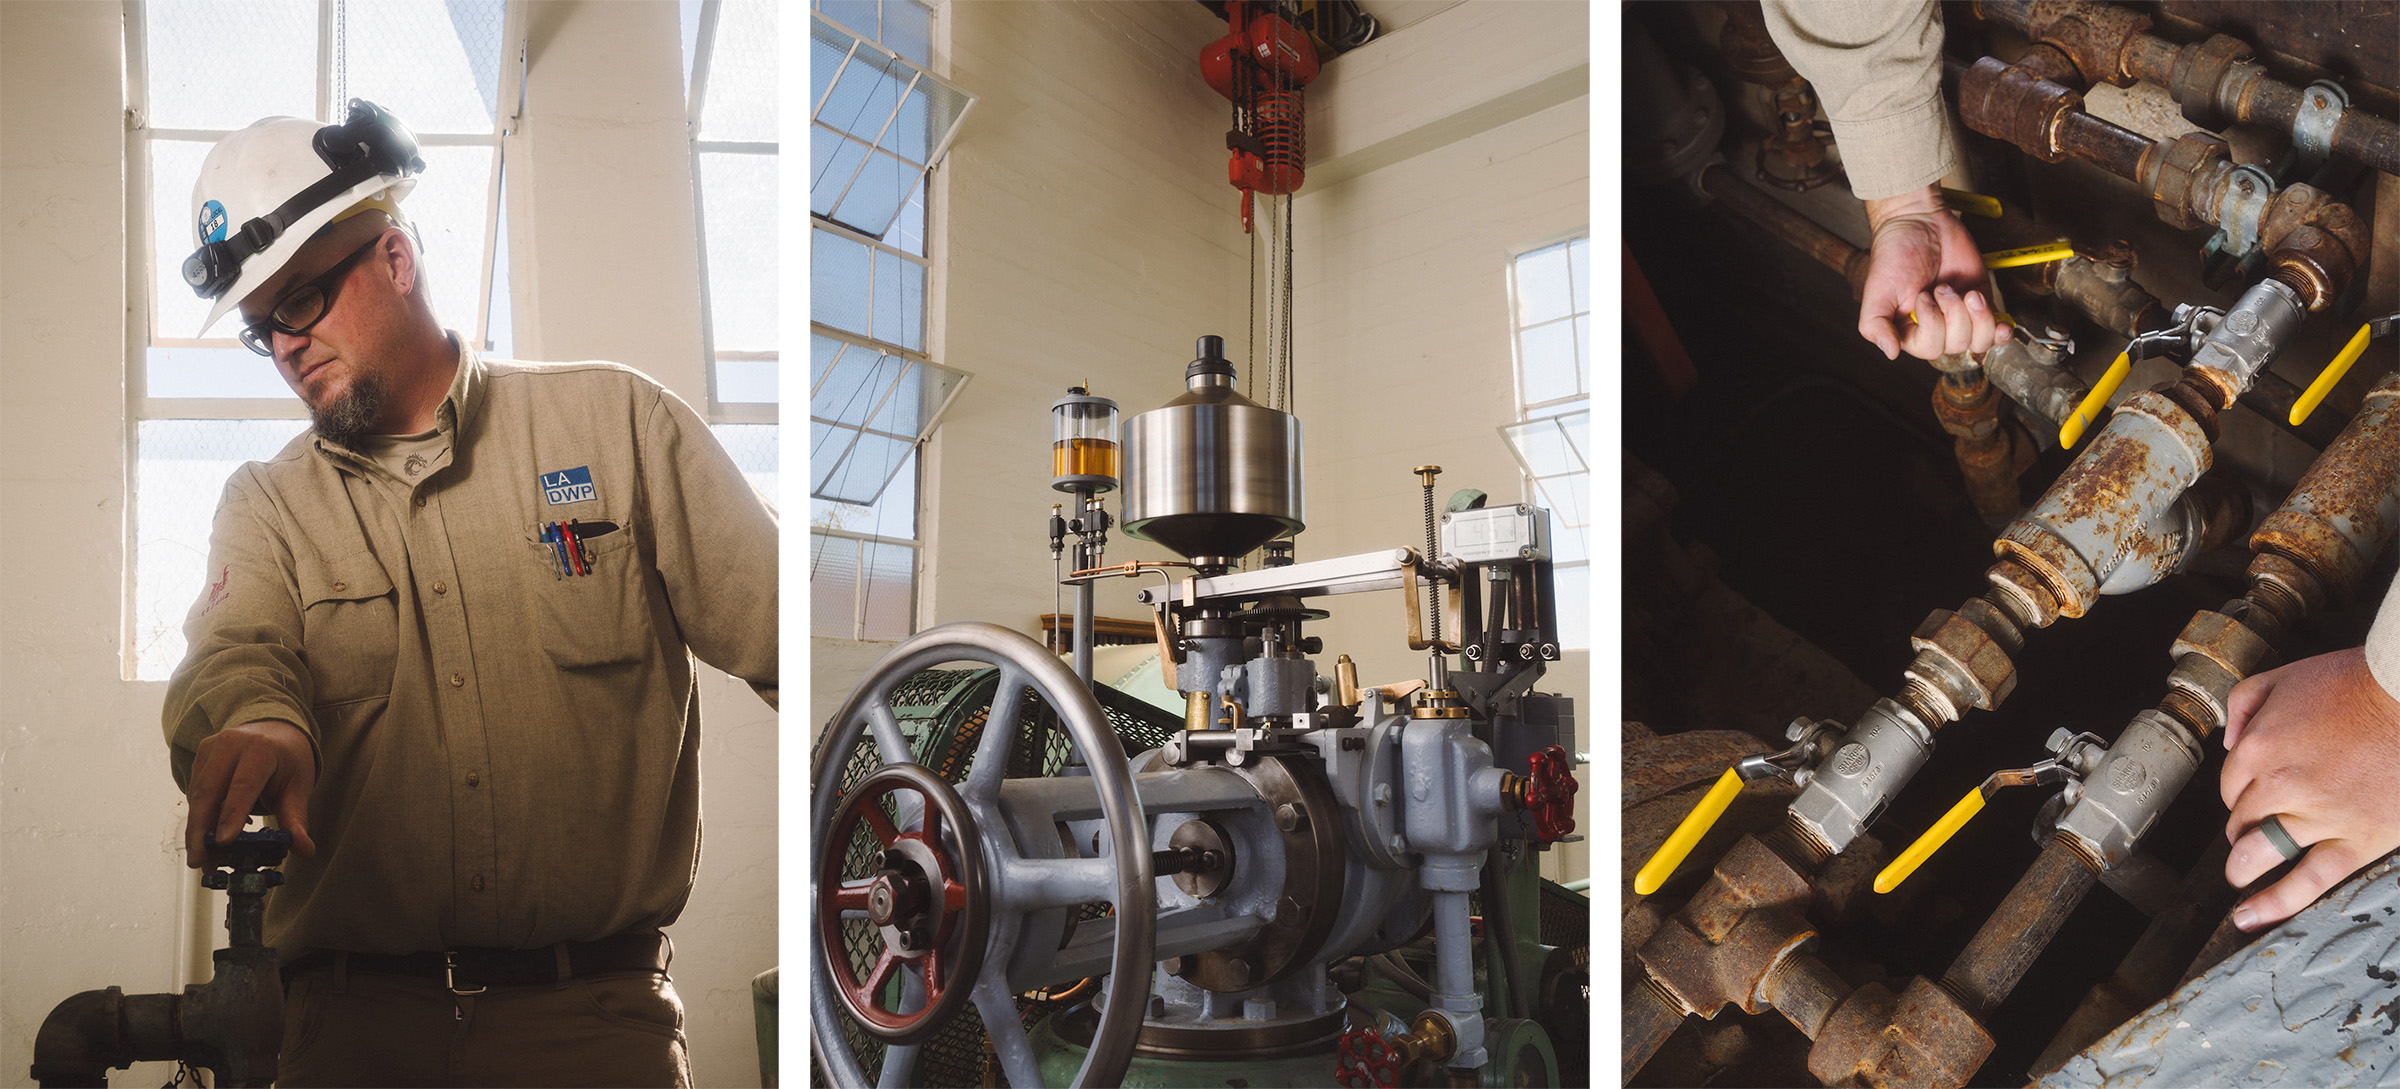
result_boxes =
[1700,162,1870,298]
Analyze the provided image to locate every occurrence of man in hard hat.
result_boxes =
[161,100,777,1087]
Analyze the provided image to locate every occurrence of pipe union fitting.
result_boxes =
[1903,609,2019,715]
[1788,699,1935,856]
[2147,133,2230,232]
[2054,710,2204,869]
[1960,56,2080,162]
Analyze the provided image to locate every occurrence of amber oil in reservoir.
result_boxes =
[1054,437,1120,480]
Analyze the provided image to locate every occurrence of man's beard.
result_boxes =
[311,372,387,448]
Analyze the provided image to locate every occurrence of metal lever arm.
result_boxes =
[1633,725,1828,896]
[1876,759,2076,894]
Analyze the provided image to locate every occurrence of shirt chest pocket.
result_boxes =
[524,519,652,669]
[296,551,398,707]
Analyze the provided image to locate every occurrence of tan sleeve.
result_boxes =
[162,475,321,791]
[1760,0,1957,200]
[2367,575,2400,702]
[638,386,780,708]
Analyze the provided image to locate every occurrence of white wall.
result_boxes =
[1293,0,1593,883]
[0,4,775,1086]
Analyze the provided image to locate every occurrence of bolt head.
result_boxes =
[1275,803,1303,832]
[1463,645,1484,661]
[1786,718,1813,741]
[1388,834,1408,854]
[2045,726,2074,753]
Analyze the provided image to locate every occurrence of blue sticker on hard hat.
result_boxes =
[541,466,596,506]
[198,200,228,244]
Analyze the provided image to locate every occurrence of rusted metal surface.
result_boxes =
[1978,0,2400,177]
[2155,2,2400,103]
[1902,602,2022,721]
[1760,949,1851,1039]
[1623,726,1779,810]
[1983,561,2063,630]
[2145,132,2229,232]
[1622,976,1689,1087]
[1622,726,1801,905]
[1943,837,2105,1018]
[2050,249,2165,338]
[1812,976,1995,1089]
[1982,338,2088,427]
[2253,371,2400,599]
[1699,163,1869,298]
[2053,105,2159,180]
[1959,55,2082,163]
[2038,852,2400,1088]
[1996,388,2215,618]
[2030,838,2237,1077]
[1933,374,2035,527]
[1639,835,1820,1021]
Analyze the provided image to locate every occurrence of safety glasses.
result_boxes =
[237,237,379,357]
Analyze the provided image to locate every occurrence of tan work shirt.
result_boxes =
[1761,0,1958,201]
[164,341,778,956]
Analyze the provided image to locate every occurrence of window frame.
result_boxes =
[1501,231,1592,650]
[806,0,958,642]
[688,0,780,425]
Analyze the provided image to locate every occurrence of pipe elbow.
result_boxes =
[30,987,125,1088]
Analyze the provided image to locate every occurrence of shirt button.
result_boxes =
[449,673,465,688]
[331,581,347,592]
[414,496,428,508]
[471,874,486,892]
[466,771,480,788]
[432,580,448,595]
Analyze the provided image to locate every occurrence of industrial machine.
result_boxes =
[1625,1,2396,1085]
[810,336,1589,1087]
[29,831,291,1088]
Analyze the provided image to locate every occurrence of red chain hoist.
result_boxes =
[1199,0,1320,232]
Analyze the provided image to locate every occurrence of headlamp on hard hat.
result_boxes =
[182,99,424,301]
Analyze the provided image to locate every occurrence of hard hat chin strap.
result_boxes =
[183,99,425,301]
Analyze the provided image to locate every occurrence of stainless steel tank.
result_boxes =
[1122,335,1304,564]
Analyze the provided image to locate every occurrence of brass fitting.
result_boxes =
[1389,1010,1459,1067]
[1411,688,1470,720]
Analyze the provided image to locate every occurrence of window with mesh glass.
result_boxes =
[684,0,782,501]
[809,0,973,641]
[130,0,516,680]
[1500,235,1591,651]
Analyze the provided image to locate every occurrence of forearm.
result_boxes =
[1760,0,1956,200]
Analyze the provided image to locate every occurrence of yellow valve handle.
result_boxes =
[1875,786,1989,894]
[2060,351,2133,449]
[1634,768,1744,896]
[1982,241,2076,270]
[1943,189,2004,219]
[2290,322,2377,426]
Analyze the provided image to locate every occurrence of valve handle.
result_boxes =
[1982,240,2075,269]
[1633,768,1743,897]
[1524,744,1580,843]
[1335,1025,1401,1088]
[2060,350,2132,449]
[1942,188,2003,219]
[2290,320,2380,426]
[1876,757,2077,893]
[1875,785,1987,894]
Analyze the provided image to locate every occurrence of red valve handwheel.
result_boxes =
[818,763,988,1045]
[1336,1025,1402,1089]
[1525,744,1580,842]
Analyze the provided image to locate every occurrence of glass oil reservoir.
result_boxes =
[1052,388,1121,493]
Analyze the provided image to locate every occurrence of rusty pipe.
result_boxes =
[1969,0,2400,177]
[2031,838,2239,1075]
[1621,977,1687,1086]
[1933,372,2033,526]
[1699,162,1870,298]
[1945,837,2105,1018]
[2252,370,2400,603]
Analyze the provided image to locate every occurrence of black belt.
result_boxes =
[282,930,670,993]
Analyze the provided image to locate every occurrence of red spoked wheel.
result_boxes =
[819,762,988,1045]
[1335,1025,1402,1088]
[1525,744,1580,842]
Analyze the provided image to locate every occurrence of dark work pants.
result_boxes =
[278,959,691,1088]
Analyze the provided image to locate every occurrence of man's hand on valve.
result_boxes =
[185,718,318,868]
[1859,183,2012,362]
[2220,647,2400,931]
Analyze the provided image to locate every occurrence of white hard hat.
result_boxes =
[186,100,423,336]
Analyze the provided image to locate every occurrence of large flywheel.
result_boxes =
[810,622,1158,1088]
